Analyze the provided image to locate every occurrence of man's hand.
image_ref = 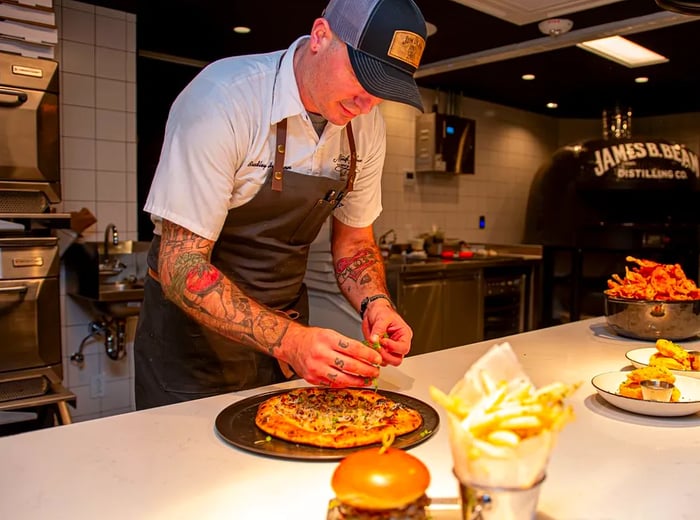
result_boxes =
[279,323,383,387]
[361,298,412,366]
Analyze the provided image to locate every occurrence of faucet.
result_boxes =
[378,228,397,247]
[103,224,119,264]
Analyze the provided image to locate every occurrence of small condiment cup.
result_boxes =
[640,379,674,402]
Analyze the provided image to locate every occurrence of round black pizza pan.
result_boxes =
[214,388,440,461]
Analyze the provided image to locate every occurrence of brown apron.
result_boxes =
[134,119,357,409]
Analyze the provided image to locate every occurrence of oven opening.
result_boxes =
[0,237,75,435]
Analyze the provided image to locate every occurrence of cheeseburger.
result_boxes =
[327,447,431,519]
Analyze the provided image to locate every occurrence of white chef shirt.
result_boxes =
[144,36,386,242]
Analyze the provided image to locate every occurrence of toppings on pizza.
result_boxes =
[254,388,423,448]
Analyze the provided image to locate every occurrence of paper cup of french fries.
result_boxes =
[430,342,579,518]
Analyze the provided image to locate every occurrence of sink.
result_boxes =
[98,281,145,302]
[63,240,150,313]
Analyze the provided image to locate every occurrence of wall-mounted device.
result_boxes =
[415,112,475,174]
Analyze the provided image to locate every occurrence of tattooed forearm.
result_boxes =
[334,245,389,299]
[159,220,290,354]
[253,310,291,355]
[335,247,379,286]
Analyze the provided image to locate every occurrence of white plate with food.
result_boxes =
[625,347,700,379]
[591,371,700,417]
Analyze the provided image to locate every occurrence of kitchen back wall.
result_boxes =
[53,0,700,422]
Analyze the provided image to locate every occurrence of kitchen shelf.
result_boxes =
[0,212,72,230]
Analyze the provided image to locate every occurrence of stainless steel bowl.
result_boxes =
[604,296,700,341]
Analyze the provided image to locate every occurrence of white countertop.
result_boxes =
[1,317,699,520]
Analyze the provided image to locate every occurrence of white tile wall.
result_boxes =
[376,92,560,245]
[51,0,700,423]
[56,0,137,421]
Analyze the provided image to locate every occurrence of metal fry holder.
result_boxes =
[455,472,546,520]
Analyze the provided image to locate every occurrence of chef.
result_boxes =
[134,0,427,409]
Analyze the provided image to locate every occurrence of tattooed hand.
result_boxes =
[279,323,383,387]
[361,299,413,367]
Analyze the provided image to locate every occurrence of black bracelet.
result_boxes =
[359,294,393,319]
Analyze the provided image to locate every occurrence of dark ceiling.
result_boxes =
[88,0,700,119]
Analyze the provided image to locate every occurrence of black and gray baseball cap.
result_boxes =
[323,0,427,111]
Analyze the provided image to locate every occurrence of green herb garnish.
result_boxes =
[362,339,381,351]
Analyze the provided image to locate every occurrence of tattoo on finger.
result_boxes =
[334,358,345,369]
[338,339,349,349]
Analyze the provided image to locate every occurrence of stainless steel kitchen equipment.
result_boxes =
[482,265,528,340]
[393,266,483,355]
[0,236,75,432]
[415,112,476,175]
[386,256,537,354]
[0,53,60,213]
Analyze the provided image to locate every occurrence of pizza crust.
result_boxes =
[254,388,423,448]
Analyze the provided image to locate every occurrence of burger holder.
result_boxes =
[454,470,545,520]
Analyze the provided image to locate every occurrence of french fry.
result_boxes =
[503,380,533,403]
[471,437,514,458]
[479,370,498,395]
[487,429,520,447]
[428,385,471,418]
[499,415,542,430]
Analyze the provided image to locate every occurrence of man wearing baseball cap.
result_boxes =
[136,0,428,409]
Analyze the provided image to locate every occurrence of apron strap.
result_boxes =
[345,121,357,193]
[271,119,356,196]
[272,118,288,192]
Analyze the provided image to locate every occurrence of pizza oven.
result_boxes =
[524,124,700,326]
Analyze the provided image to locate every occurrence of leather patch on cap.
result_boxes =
[387,31,425,69]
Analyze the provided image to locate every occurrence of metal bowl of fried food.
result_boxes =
[604,296,700,341]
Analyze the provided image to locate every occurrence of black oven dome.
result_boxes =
[524,137,700,247]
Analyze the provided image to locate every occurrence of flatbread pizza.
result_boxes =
[254,387,423,448]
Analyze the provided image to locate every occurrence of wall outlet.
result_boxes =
[404,170,416,187]
[90,373,105,398]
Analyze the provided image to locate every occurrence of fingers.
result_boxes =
[287,327,381,388]
[364,307,413,362]
[337,335,383,367]
[368,321,413,367]
[307,368,378,388]
[303,349,380,387]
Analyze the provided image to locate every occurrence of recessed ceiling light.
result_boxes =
[576,36,668,68]
[521,73,535,81]
[635,76,649,83]
[546,102,558,109]
[233,26,251,34]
